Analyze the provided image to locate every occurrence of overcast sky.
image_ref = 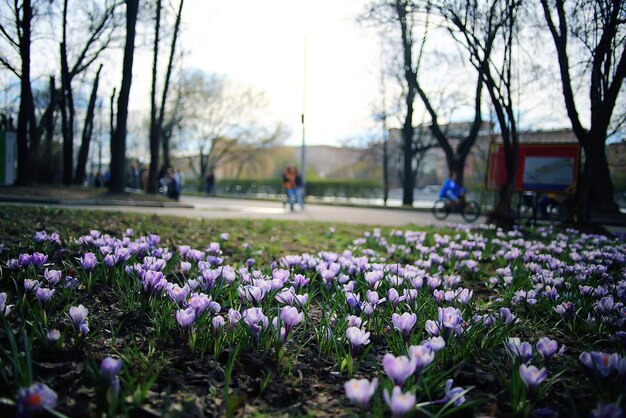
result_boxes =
[162,0,383,147]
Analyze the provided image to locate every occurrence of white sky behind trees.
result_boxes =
[4,0,616,151]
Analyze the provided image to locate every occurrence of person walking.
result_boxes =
[294,167,305,210]
[283,166,297,211]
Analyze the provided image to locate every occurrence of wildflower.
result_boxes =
[79,321,90,336]
[44,269,62,286]
[291,274,310,289]
[18,253,32,267]
[212,316,225,330]
[392,312,417,339]
[176,307,196,329]
[519,364,547,392]
[383,353,416,386]
[589,402,623,418]
[408,344,435,373]
[345,378,378,409]
[442,379,466,406]
[554,301,575,319]
[69,305,89,329]
[242,307,269,341]
[424,336,446,352]
[0,292,13,316]
[35,287,55,302]
[142,270,167,293]
[346,326,370,353]
[280,306,303,335]
[383,386,416,417]
[46,329,61,343]
[167,284,190,304]
[17,383,57,416]
[506,338,533,363]
[228,308,242,325]
[536,337,562,363]
[30,252,48,268]
[79,252,97,271]
[579,351,625,378]
[499,307,517,324]
[387,288,405,308]
[24,279,40,292]
[100,356,123,393]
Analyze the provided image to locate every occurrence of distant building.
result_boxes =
[608,138,626,176]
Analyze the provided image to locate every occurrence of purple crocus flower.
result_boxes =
[579,351,624,378]
[0,292,13,316]
[383,386,416,417]
[519,364,547,391]
[536,337,560,363]
[167,284,190,304]
[212,316,225,330]
[18,253,32,267]
[242,307,269,341]
[24,279,40,293]
[176,307,196,329]
[188,293,212,316]
[35,287,55,302]
[554,301,575,319]
[46,329,61,343]
[79,321,90,336]
[408,344,435,373]
[506,338,533,363]
[442,379,466,406]
[69,305,88,329]
[345,377,378,409]
[425,320,440,337]
[392,312,417,339]
[44,269,62,286]
[30,252,48,268]
[280,306,303,335]
[100,356,123,386]
[79,252,98,271]
[34,231,48,243]
[17,383,57,416]
[103,254,117,269]
[346,326,370,354]
[424,336,446,352]
[589,402,624,418]
[180,261,192,275]
[383,353,416,386]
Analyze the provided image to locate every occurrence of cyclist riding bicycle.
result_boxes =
[439,172,466,210]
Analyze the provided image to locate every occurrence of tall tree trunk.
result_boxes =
[38,76,56,183]
[157,0,185,177]
[109,0,139,193]
[147,0,163,194]
[74,64,102,185]
[15,0,33,186]
[60,41,75,185]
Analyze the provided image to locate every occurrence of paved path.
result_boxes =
[2,195,475,227]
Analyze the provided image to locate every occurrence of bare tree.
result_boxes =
[176,70,286,188]
[540,0,626,224]
[56,0,121,185]
[363,0,485,206]
[436,0,522,227]
[147,0,184,194]
[0,0,51,184]
[74,64,103,186]
[109,0,139,193]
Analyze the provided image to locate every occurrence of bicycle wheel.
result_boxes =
[432,198,450,220]
[462,200,481,223]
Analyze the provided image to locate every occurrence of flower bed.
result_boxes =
[1,218,625,417]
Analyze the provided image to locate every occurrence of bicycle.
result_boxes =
[432,197,481,222]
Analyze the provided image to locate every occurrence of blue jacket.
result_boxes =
[439,178,463,200]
